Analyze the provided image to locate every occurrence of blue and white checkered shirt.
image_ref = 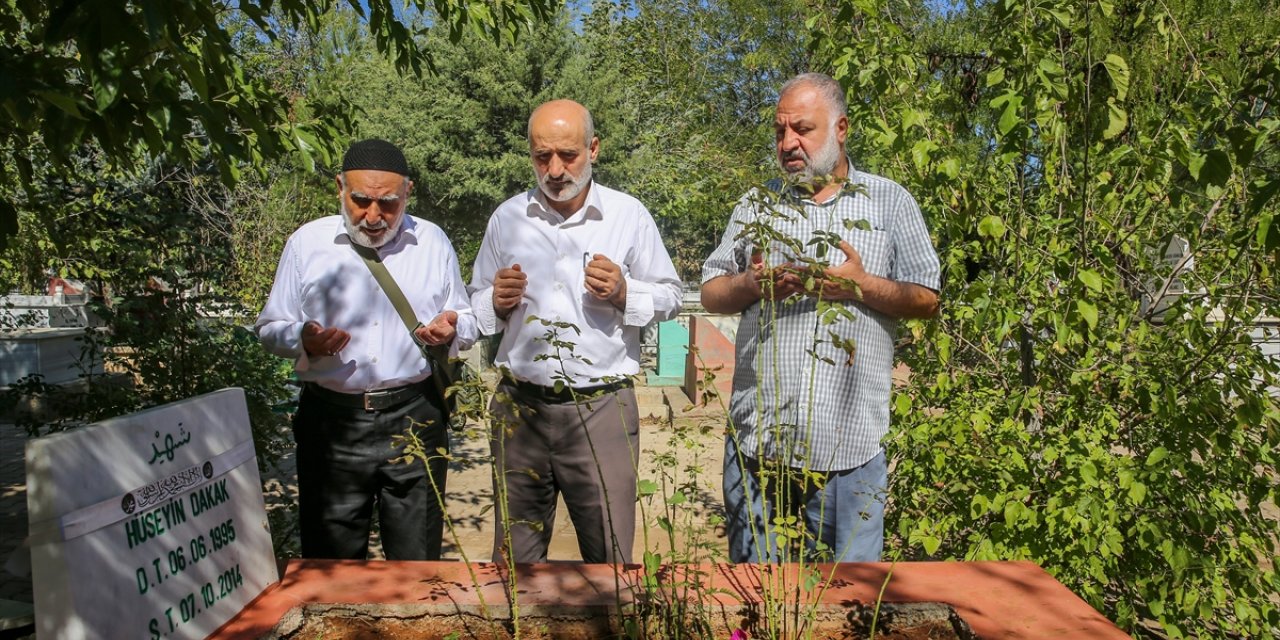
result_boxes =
[701,168,940,471]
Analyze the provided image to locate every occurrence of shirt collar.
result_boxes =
[527,181,604,225]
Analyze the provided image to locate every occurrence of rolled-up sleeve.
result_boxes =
[701,195,755,283]
[623,211,683,327]
[890,190,941,291]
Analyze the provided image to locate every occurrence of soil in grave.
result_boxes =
[270,601,978,640]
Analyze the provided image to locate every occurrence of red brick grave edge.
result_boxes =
[211,560,1128,639]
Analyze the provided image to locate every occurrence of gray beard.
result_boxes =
[783,130,842,183]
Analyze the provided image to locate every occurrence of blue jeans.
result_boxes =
[723,436,887,563]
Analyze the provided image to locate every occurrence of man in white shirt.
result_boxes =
[256,139,477,560]
[470,100,683,563]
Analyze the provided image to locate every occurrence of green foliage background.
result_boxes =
[1,0,1278,637]
[803,0,1280,637]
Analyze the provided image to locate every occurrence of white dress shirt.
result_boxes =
[256,214,477,393]
[470,183,683,387]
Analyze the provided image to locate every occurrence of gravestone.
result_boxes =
[647,319,689,386]
[25,388,277,639]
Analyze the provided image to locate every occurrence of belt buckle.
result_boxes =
[363,390,392,412]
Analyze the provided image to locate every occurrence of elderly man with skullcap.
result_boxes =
[257,139,477,560]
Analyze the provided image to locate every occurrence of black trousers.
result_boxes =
[292,384,449,560]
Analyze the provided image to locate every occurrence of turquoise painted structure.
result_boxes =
[647,320,688,386]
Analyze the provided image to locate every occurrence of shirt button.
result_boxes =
[555,283,563,290]
[371,357,379,363]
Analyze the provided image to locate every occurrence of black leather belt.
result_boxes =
[501,375,634,404]
[305,381,427,411]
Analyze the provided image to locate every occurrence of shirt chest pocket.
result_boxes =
[843,228,892,278]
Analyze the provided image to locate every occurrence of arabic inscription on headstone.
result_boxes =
[26,388,277,639]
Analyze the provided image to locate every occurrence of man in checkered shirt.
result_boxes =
[701,73,941,562]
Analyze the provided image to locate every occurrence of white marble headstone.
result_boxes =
[26,388,277,639]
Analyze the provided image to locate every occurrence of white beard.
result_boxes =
[538,161,593,202]
[342,203,403,249]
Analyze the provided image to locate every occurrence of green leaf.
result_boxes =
[1188,152,1206,180]
[921,535,941,555]
[970,494,990,519]
[978,215,1007,239]
[669,490,687,505]
[92,74,121,111]
[911,139,938,170]
[1077,300,1098,330]
[293,129,317,172]
[176,52,209,103]
[637,479,659,497]
[1257,212,1275,251]
[803,568,822,591]
[1079,460,1098,485]
[35,91,84,119]
[1004,500,1023,527]
[1248,178,1280,219]
[1196,149,1231,187]
[894,392,911,415]
[643,550,661,574]
[1146,447,1169,466]
[1045,8,1071,27]
[1037,57,1064,76]
[1129,481,1147,505]
[1102,54,1131,100]
[986,67,1006,87]
[902,108,927,130]
[1103,99,1127,139]
[937,157,961,179]
[1077,269,1102,292]
[997,94,1023,135]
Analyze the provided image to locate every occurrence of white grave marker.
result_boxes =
[26,388,277,639]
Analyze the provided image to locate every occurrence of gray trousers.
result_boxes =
[489,383,640,563]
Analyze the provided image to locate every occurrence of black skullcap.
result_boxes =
[341,139,410,176]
